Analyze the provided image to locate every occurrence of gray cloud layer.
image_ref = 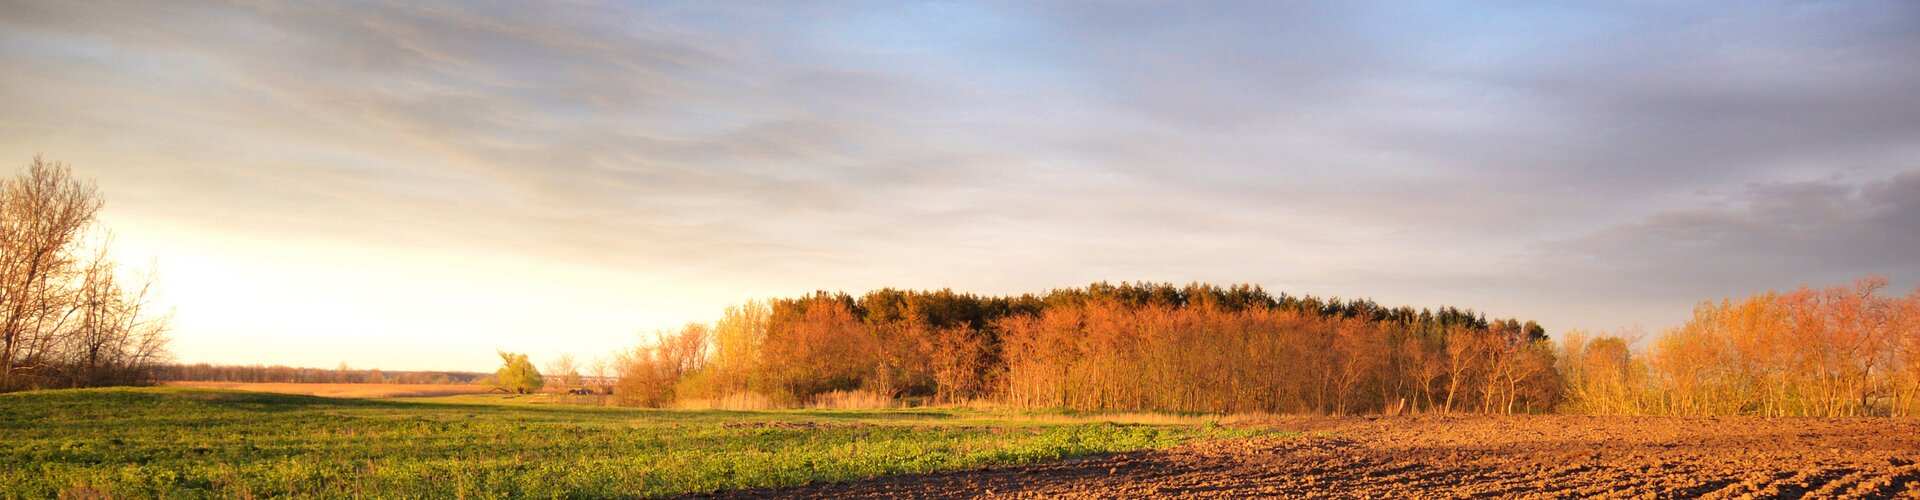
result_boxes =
[3,0,1918,339]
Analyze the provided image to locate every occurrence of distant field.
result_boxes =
[0,387,1260,498]
[162,381,494,398]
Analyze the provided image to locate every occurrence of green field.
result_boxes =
[0,388,1265,498]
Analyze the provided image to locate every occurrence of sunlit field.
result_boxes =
[0,387,1263,498]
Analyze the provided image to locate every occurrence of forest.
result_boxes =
[145,278,1920,419]
[615,282,1560,414]
[613,279,1920,417]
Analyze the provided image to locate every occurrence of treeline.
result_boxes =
[615,282,1559,414]
[1,158,170,391]
[155,362,488,385]
[1561,277,1920,417]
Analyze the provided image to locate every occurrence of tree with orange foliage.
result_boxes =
[1558,331,1647,415]
[1636,276,1917,417]
[1439,325,1485,413]
[613,324,709,407]
[1894,288,1920,416]
[607,282,1551,414]
[759,296,879,404]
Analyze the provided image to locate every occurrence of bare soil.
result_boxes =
[162,381,492,398]
[705,415,1920,499]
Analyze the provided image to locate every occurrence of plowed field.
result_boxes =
[710,415,1920,499]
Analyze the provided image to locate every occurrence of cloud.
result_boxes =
[1490,169,1920,333]
[1022,1,1920,219]
[1542,169,1920,294]
[2,1,1918,367]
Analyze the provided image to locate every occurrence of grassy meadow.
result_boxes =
[0,387,1266,498]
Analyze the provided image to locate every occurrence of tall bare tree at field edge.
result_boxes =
[0,157,170,391]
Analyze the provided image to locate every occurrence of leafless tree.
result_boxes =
[0,157,170,390]
[588,355,611,394]
[545,353,581,393]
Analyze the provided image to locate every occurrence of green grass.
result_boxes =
[0,387,1268,498]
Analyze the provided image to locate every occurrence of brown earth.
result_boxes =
[704,415,1920,499]
[162,381,492,398]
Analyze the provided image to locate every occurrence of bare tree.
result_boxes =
[588,355,611,394]
[1440,326,1485,414]
[55,247,169,387]
[0,157,169,390]
[545,353,581,393]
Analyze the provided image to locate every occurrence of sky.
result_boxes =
[2,1,1917,372]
